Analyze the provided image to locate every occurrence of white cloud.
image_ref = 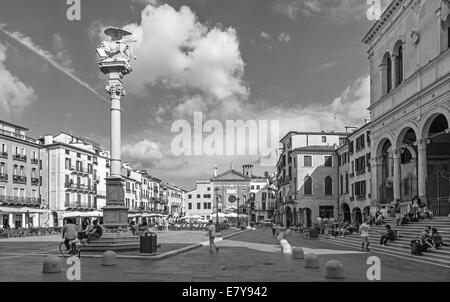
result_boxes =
[110,3,247,100]
[277,32,292,43]
[0,42,36,118]
[52,33,73,71]
[274,0,391,22]
[122,139,164,168]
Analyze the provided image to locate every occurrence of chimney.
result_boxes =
[213,166,218,177]
[44,134,53,145]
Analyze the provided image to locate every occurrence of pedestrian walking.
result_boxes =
[359,219,371,252]
[270,220,276,236]
[207,220,219,253]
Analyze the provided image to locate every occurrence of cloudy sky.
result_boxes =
[0,0,390,190]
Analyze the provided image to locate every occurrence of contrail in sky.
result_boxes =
[0,25,109,104]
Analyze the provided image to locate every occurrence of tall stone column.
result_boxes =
[393,149,402,201]
[391,54,397,89]
[372,156,384,210]
[417,139,428,202]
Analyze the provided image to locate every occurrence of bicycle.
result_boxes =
[59,238,84,258]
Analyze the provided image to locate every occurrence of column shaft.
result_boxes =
[393,151,402,200]
[417,140,427,202]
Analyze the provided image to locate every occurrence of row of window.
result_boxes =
[1,143,39,159]
[64,193,96,207]
[188,194,211,199]
[302,176,333,196]
[188,202,212,210]
[0,186,39,198]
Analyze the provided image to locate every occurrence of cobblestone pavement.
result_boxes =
[0,227,448,282]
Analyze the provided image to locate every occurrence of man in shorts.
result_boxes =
[359,219,371,252]
[208,220,219,253]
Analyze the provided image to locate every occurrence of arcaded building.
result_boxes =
[363,0,450,216]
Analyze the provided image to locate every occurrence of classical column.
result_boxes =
[372,156,384,206]
[417,139,428,202]
[391,54,397,88]
[393,149,402,201]
[379,63,387,95]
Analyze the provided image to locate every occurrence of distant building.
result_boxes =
[185,180,213,220]
[0,120,46,228]
[41,133,110,226]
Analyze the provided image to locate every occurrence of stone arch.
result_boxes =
[375,135,394,157]
[340,202,351,223]
[420,106,450,139]
[394,122,420,150]
[352,207,363,224]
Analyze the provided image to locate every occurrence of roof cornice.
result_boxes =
[362,0,405,45]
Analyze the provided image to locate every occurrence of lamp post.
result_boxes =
[214,187,220,226]
[237,198,240,226]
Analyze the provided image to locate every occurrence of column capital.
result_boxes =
[106,83,125,97]
[414,138,430,149]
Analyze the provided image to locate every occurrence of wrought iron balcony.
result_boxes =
[0,152,7,159]
[31,177,40,186]
[13,154,27,162]
[0,173,7,182]
[0,195,41,205]
[13,175,27,184]
[31,158,39,165]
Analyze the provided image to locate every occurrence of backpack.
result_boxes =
[410,240,422,256]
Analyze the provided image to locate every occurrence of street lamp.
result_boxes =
[237,198,240,226]
[214,187,220,226]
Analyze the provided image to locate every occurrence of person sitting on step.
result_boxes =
[431,228,448,248]
[379,224,397,246]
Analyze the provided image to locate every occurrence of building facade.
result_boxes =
[41,133,109,226]
[0,120,46,228]
[337,122,373,223]
[185,180,214,219]
[276,131,348,226]
[363,0,450,216]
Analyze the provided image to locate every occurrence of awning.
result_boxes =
[0,207,26,214]
[20,207,50,214]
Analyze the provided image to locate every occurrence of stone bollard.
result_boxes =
[281,242,292,254]
[102,250,118,266]
[292,247,304,259]
[43,255,61,273]
[277,233,285,245]
[304,253,319,268]
[324,260,345,279]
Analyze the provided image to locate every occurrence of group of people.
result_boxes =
[411,226,447,253]
[392,197,434,226]
[61,218,103,250]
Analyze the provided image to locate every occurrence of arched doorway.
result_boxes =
[378,139,394,204]
[304,208,312,228]
[285,206,293,228]
[362,206,371,221]
[293,208,297,225]
[52,212,58,227]
[425,114,450,216]
[397,128,418,202]
[341,203,351,223]
[352,207,362,224]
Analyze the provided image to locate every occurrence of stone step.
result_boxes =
[326,236,450,261]
[325,237,450,267]
[324,238,450,268]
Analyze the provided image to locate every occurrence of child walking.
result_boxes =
[359,219,371,252]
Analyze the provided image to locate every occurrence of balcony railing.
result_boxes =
[31,177,40,186]
[355,169,366,176]
[0,129,41,145]
[0,173,7,182]
[13,175,27,184]
[13,154,27,162]
[0,152,7,159]
[31,158,39,165]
